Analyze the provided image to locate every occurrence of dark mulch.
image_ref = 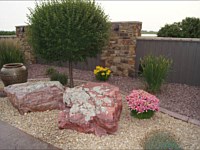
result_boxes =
[28,64,200,121]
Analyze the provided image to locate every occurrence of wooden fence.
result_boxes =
[37,54,101,71]
[0,35,16,40]
[135,37,200,86]
[72,54,101,71]
[0,35,17,43]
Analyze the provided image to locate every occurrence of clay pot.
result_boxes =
[0,63,28,86]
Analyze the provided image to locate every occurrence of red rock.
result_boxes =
[4,81,65,115]
[58,82,122,136]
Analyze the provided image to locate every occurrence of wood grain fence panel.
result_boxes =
[72,54,101,71]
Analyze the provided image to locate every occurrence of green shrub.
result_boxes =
[143,130,182,150]
[140,55,172,93]
[131,110,155,119]
[46,67,58,76]
[50,72,68,86]
[0,40,24,68]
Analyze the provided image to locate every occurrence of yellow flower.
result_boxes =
[101,72,105,76]
[104,68,109,71]
[99,67,104,71]
[106,72,110,75]
[94,69,99,75]
[96,66,101,70]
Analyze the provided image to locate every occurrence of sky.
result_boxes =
[0,1,200,31]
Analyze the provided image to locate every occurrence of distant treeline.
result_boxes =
[0,31,16,35]
[0,30,157,35]
[141,30,157,34]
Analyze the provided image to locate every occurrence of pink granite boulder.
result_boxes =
[58,82,122,136]
[4,81,65,114]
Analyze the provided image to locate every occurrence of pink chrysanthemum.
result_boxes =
[126,90,159,114]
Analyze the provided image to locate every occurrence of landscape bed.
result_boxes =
[28,64,200,121]
[0,91,200,149]
[0,64,200,149]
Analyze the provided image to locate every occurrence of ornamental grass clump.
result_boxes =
[94,66,111,81]
[46,67,58,76]
[126,90,159,119]
[140,55,172,93]
[0,39,24,68]
[143,130,182,150]
[45,67,68,85]
[50,72,68,86]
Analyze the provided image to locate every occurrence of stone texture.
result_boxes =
[16,26,36,64]
[188,118,200,126]
[58,82,122,136]
[4,81,65,115]
[101,22,142,77]
[159,107,189,122]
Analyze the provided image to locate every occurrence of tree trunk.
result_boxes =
[69,61,74,88]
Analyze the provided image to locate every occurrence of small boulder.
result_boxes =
[58,82,122,136]
[4,81,65,114]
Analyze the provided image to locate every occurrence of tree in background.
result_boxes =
[181,17,200,38]
[157,17,200,38]
[157,23,182,37]
[0,31,15,35]
[27,0,111,87]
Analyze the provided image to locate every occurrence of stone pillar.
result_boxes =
[101,21,142,77]
[16,26,36,65]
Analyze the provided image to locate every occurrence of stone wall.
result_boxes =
[101,22,142,77]
[16,26,36,64]
[15,21,142,76]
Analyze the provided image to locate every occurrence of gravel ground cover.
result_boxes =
[0,66,200,149]
[0,94,200,149]
[28,64,200,120]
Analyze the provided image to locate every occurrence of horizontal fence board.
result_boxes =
[37,54,101,71]
[136,38,200,86]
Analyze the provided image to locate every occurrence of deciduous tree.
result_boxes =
[27,0,111,87]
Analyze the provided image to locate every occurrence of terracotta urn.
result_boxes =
[0,63,28,86]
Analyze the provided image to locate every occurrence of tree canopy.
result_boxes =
[157,17,200,38]
[27,0,111,87]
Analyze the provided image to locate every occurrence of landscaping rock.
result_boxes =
[58,82,122,136]
[4,81,65,114]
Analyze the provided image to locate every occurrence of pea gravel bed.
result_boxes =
[0,94,200,149]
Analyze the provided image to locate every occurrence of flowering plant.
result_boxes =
[94,66,111,81]
[126,90,159,119]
